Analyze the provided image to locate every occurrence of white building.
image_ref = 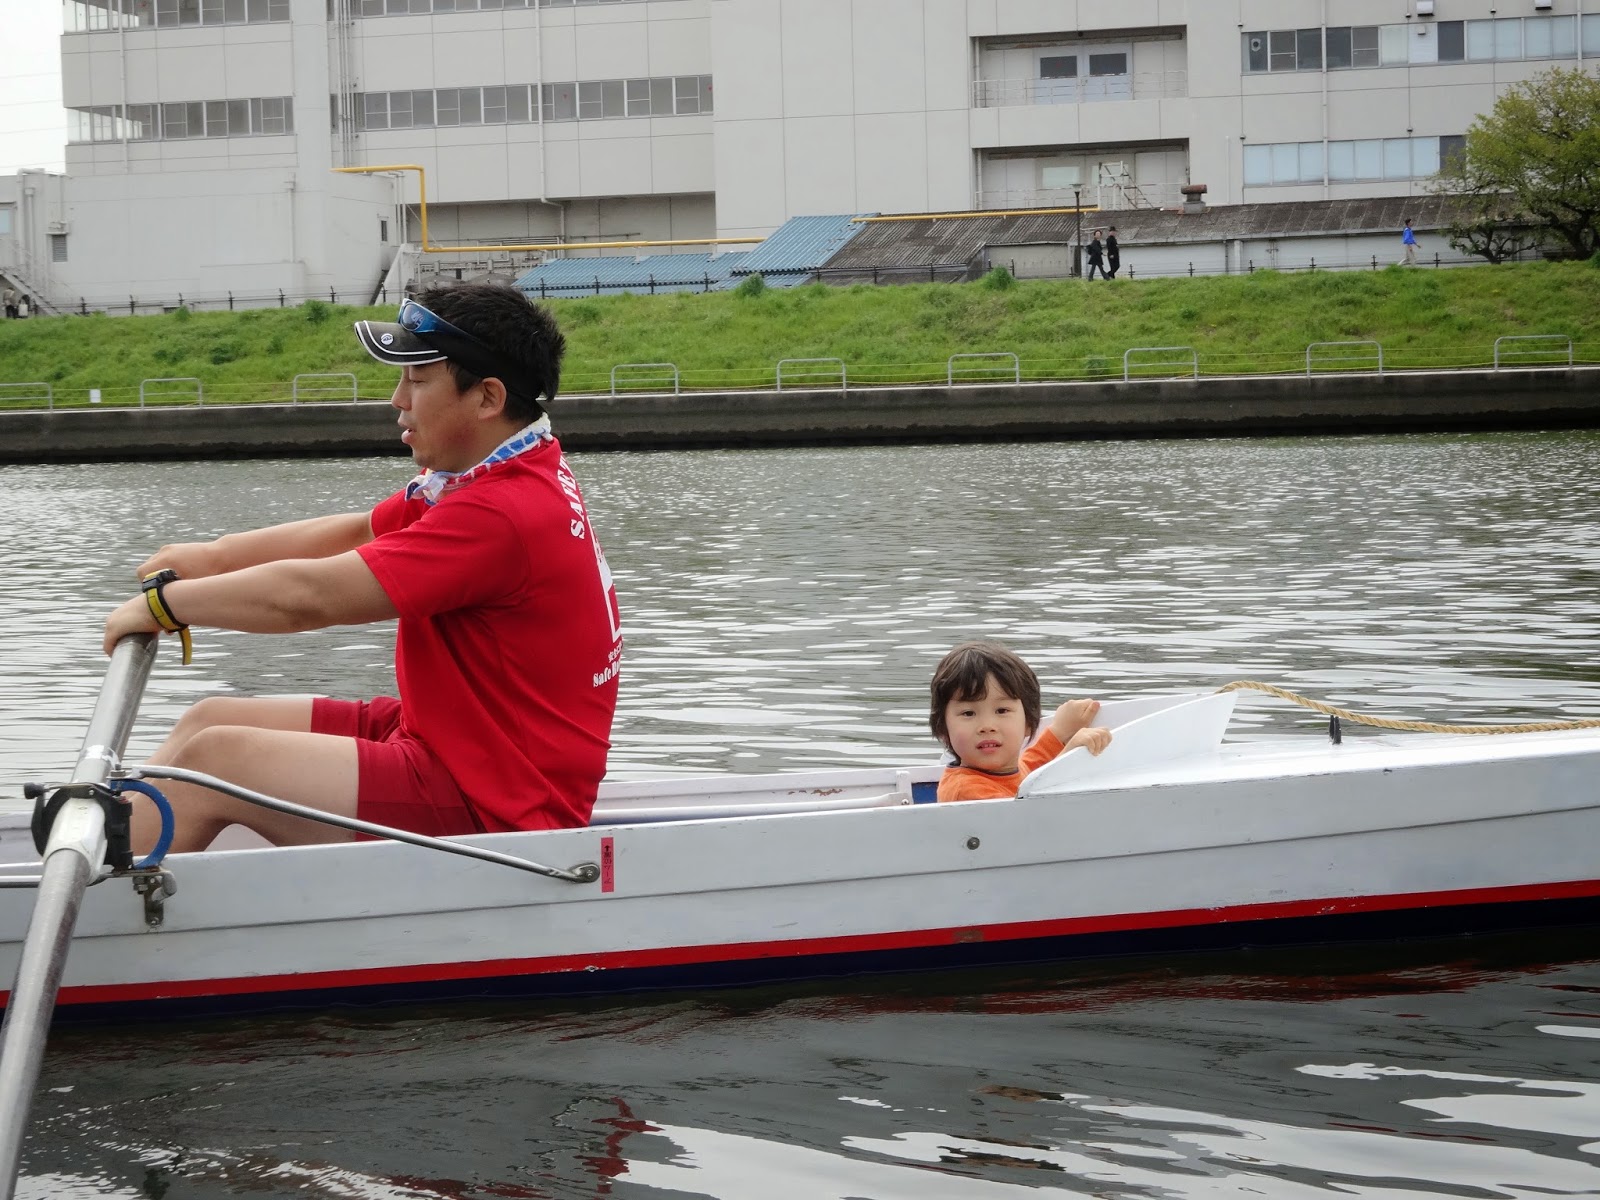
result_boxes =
[2,0,1596,308]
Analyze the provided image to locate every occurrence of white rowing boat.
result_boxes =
[4,688,1598,1020]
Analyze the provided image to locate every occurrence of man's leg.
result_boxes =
[131,696,360,853]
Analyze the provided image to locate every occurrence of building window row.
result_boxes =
[66,0,290,32]
[349,0,650,15]
[1244,134,1464,186]
[1244,15,1600,72]
[69,97,294,143]
[354,75,711,130]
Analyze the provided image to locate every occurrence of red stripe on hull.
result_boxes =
[13,878,1600,1008]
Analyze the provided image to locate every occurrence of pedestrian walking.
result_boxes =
[1105,226,1121,279]
[1085,229,1107,281]
[2,286,17,319]
[1400,219,1419,266]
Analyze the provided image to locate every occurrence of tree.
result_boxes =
[1437,66,1600,260]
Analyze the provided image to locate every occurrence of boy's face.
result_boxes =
[943,673,1030,774]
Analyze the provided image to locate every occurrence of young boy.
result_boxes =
[930,641,1112,803]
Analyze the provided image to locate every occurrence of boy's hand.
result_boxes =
[1066,727,1112,756]
[1049,698,1101,742]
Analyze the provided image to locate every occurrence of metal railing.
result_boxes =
[610,363,682,395]
[291,373,359,403]
[0,383,52,409]
[776,358,847,392]
[974,181,1187,213]
[138,377,203,408]
[973,71,1188,108]
[1123,346,1198,381]
[948,353,1021,386]
[1306,340,1383,376]
[1493,334,1573,369]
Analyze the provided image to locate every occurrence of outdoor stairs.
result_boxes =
[0,267,65,317]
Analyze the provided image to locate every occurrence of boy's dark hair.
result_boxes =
[929,641,1043,753]
[418,282,566,425]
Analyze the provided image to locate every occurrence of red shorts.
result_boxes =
[311,697,483,837]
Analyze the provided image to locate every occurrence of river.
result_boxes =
[3,432,1599,1197]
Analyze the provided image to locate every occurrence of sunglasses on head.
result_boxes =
[398,298,491,350]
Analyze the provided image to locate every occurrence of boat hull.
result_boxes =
[4,717,1599,1021]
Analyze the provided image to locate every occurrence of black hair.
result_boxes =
[929,641,1043,755]
[416,282,566,425]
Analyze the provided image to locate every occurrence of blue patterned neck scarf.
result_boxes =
[404,416,553,506]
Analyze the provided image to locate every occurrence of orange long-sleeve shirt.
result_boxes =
[936,730,1066,802]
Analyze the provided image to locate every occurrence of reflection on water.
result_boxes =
[2,432,1598,788]
[20,934,1600,1198]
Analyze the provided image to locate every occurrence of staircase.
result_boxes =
[0,266,65,317]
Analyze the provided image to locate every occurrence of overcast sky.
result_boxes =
[0,2,66,174]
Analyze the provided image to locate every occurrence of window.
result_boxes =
[700,75,713,114]
[1269,29,1297,71]
[0,207,11,236]
[436,89,459,125]
[51,234,68,263]
[649,78,673,115]
[1087,52,1127,76]
[674,75,700,114]
[1244,33,1267,73]
[1439,133,1466,170]
[1243,144,1270,186]
[1438,20,1465,61]
[577,81,603,119]
[1325,26,1351,68]
[626,78,651,116]
[459,87,482,124]
[1295,28,1322,70]
[1494,17,1521,59]
[601,79,625,118]
[1379,24,1409,65]
[1466,19,1495,60]
[1524,16,1577,58]
[1246,135,1459,185]
[363,92,389,130]
[388,90,413,128]
[1040,164,1081,188]
[380,218,389,242]
[1327,140,1355,181]
[1351,26,1379,67]
[411,91,434,127]
[507,86,529,122]
[1039,55,1076,78]
[1382,137,1411,179]
[1586,14,1600,54]
[483,85,507,124]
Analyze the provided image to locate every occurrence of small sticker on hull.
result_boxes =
[600,836,615,893]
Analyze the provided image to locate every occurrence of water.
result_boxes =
[4,432,1600,1196]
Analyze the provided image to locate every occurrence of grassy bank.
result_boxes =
[2,261,1597,408]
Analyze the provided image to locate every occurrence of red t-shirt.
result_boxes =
[358,439,623,832]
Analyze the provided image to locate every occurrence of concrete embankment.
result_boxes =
[2,368,1596,463]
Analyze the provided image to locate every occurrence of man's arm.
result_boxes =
[104,550,398,654]
[138,512,375,580]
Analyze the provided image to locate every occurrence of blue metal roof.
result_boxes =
[515,251,749,297]
[732,214,870,276]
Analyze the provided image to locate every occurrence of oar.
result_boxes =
[0,633,157,1199]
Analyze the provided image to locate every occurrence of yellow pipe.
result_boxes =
[333,164,762,253]
[853,206,1101,222]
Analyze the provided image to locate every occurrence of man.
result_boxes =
[2,286,17,319]
[1401,219,1419,266]
[103,284,623,853]
[1105,226,1121,279]
[1085,229,1107,281]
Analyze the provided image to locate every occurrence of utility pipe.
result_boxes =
[333,165,760,255]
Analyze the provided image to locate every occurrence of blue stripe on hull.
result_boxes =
[37,892,1600,1025]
